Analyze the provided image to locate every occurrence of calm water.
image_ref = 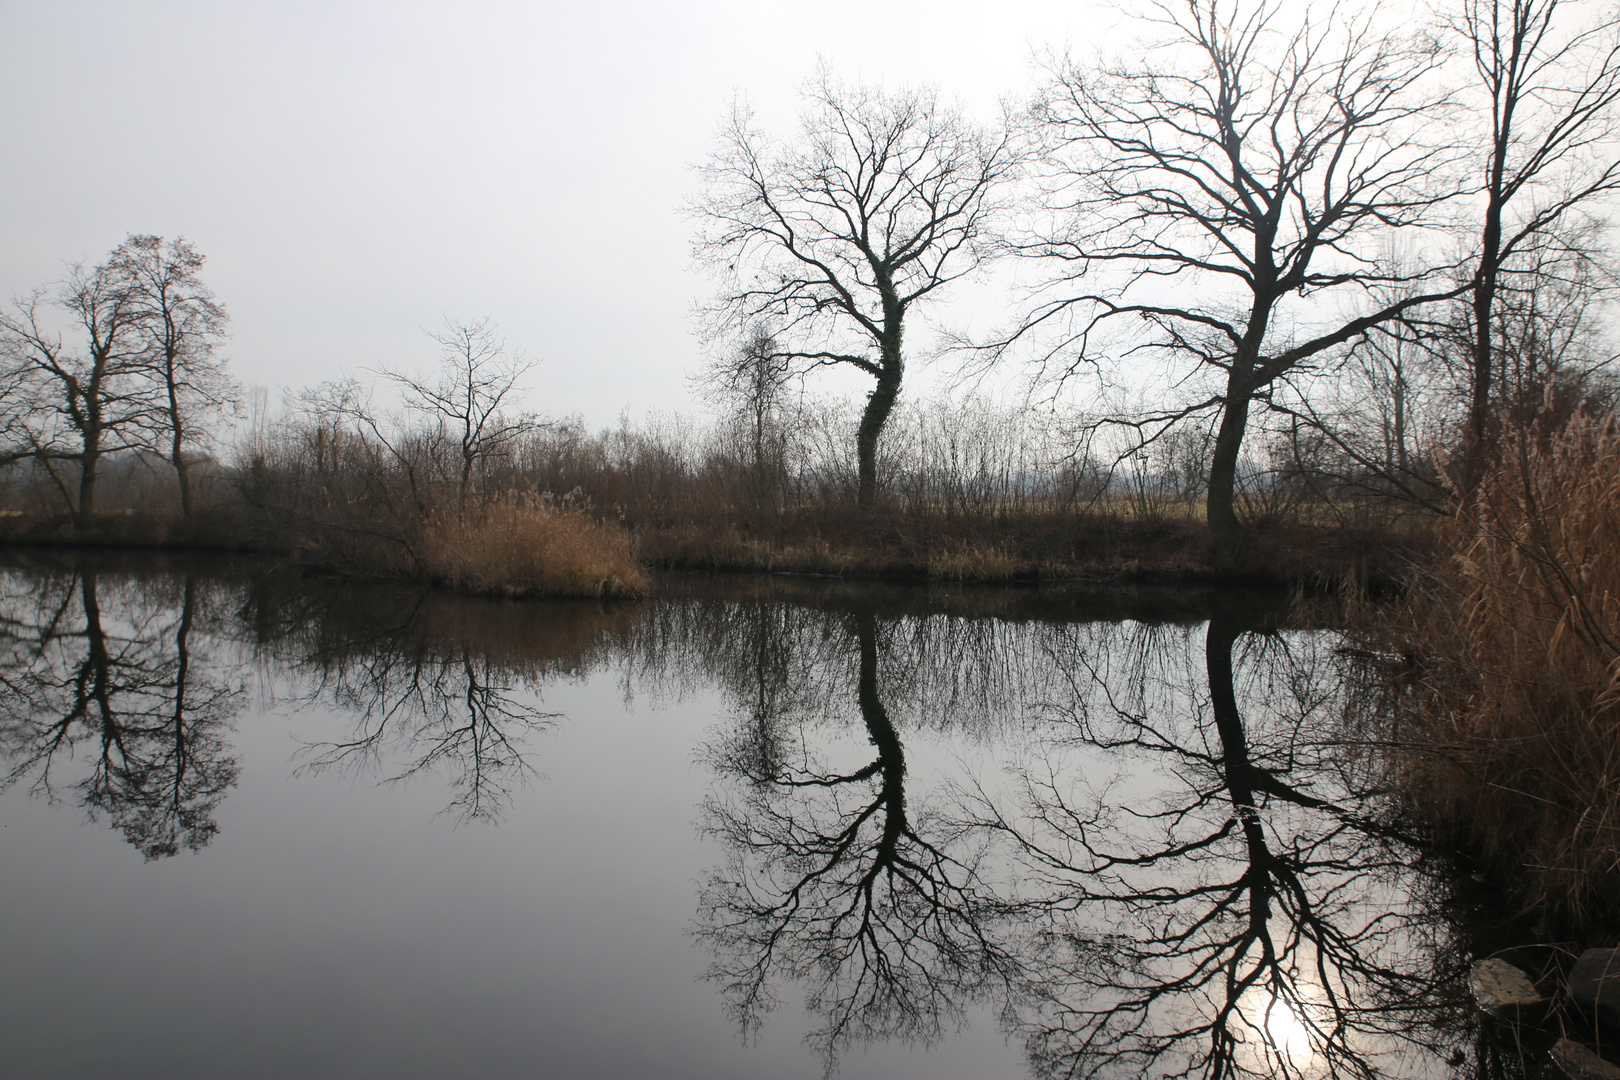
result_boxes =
[0,553,1513,1079]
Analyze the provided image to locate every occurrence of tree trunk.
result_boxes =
[172,573,194,769]
[1206,375,1252,555]
[1204,612,1253,810]
[1470,274,1496,445]
[1206,604,1329,819]
[78,440,100,526]
[1207,292,1276,558]
[1469,120,1510,483]
[81,571,110,713]
[856,367,901,507]
[174,458,193,520]
[856,288,905,509]
[1477,242,1496,459]
[1468,227,1502,489]
[854,608,907,852]
[171,431,193,520]
[76,363,107,529]
[167,364,193,519]
[1393,370,1409,475]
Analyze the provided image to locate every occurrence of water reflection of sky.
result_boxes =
[0,556,1493,1079]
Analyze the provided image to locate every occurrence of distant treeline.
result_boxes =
[0,363,1455,586]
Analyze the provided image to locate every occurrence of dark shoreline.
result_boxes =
[0,514,1419,599]
[0,509,1427,598]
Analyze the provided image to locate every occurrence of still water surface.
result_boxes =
[0,553,1504,1078]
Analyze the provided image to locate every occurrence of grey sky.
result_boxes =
[0,0,1088,427]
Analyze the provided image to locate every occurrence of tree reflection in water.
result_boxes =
[0,564,242,858]
[254,578,636,825]
[291,643,558,825]
[0,557,642,846]
[974,610,1467,1080]
[686,586,1489,1079]
[694,602,1017,1073]
[0,558,1523,1077]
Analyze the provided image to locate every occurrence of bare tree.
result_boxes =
[1261,241,1459,512]
[705,326,794,511]
[379,317,537,506]
[266,376,438,561]
[692,73,1019,506]
[1015,0,1464,551]
[1450,0,1620,455]
[0,261,158,525]
[112,235,233,519]
[1277,321,1454,511]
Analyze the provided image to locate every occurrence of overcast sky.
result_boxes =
[0,0,1101,427]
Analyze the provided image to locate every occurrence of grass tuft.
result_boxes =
[925,544,1020,583]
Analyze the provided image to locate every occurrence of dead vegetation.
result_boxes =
[418,493,645,599]
[1360,410,1620,923]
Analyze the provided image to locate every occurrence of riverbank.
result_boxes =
[0,496,647,600]
[634,509,1425,591]
[0,502,1426,595]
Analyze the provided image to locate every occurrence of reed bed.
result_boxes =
[1371,411,1620,922]
[419,494,645,599]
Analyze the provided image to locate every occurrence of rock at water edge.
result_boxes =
[1471,957,1548,1019]
[1571,949,1620,1028]
[1551,1037,1620,1080]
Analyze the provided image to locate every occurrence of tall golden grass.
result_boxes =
[418,493,645,599]
[1373,410,1620,922]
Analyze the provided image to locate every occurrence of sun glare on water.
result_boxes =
[1254,992,1324,1074]
[1266,997,1313,1055]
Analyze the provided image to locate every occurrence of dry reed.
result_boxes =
[418,493,645,599]
[925,544,1021,582]
[1373,410,1620,922]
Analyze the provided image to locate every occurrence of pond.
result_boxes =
[0,552,1517,1079]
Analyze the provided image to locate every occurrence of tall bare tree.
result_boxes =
[0,259,156,524]
[1016,0,1464,550]
[1451,0,1620,454]
[693,73,1019,506]
[113,235,233,519]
